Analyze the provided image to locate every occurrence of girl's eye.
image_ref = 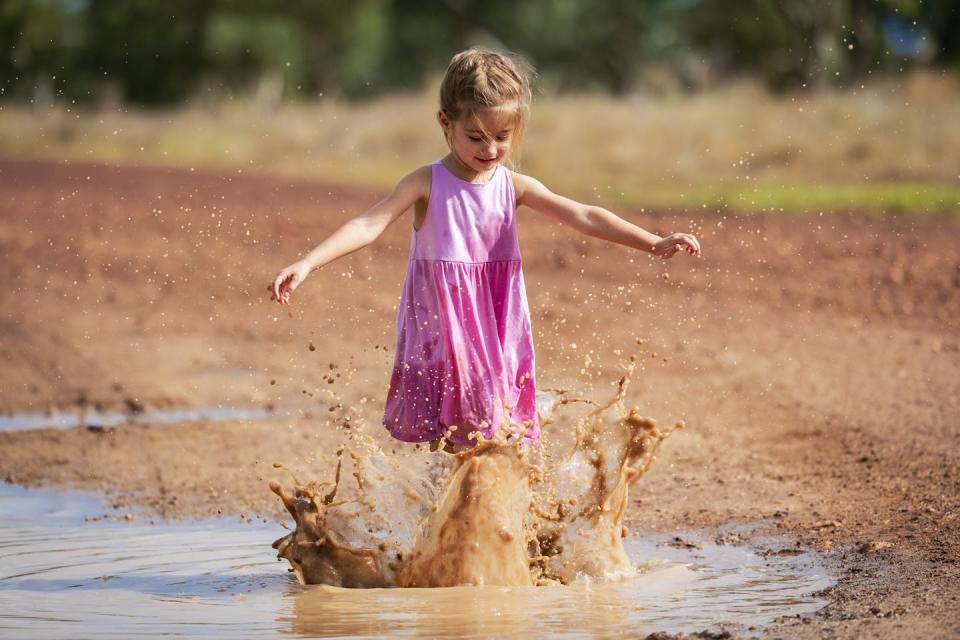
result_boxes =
[468,136,482,142]
[496,135,509,142]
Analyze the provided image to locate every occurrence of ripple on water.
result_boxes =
[0,483,833,638]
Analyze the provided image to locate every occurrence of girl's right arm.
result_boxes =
[270,166,430,305]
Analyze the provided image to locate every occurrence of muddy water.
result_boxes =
[0,483,287,638]
[1,368,834,636]
[0,404,283,432]
[288,533,832,638]
[0,483,831,638]
[270,367,688,588]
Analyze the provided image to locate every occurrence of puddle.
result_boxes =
[0,405,288,432]
[0,483,834,638]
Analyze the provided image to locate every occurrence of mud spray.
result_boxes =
[270,360,682,588]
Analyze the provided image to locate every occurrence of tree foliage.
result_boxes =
[1,0,956,105]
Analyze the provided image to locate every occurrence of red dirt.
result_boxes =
[1,157,958,638]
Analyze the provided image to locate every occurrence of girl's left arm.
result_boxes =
[513,173,700,259]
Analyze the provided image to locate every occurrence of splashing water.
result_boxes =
[0,482,834,638]
[0,358,834,637]
[270,362,682,588]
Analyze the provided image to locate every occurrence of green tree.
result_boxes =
[85,0,213,105]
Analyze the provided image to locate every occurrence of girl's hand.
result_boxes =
[269,261,312,305]
[653,233,701,259]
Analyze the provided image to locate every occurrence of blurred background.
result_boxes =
[1,10,959,636]
[2,0,959,212]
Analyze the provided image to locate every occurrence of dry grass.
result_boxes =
[1,71,958,213]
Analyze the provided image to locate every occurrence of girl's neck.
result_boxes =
[441,154,497,184]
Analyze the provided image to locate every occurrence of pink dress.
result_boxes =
[383,161,540,446]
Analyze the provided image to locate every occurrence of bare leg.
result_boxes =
[428,438,472,454]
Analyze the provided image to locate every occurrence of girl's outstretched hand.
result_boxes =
[653,233,701,259]
[269,261,312,305]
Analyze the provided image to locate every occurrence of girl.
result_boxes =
[270,48,700,451]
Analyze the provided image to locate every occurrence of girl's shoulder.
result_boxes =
[393,165,433,203]
[506,170,543,205]
[408,164,433,189]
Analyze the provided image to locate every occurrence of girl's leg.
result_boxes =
[428,437,471,454]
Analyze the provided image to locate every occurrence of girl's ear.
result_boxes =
[438,110,454,147]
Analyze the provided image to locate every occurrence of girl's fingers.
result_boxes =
[659,234,703,259]
[657,234,700,260]
[682,235,701,256]
[281,276,295,304]
[272,273,287,300]
[272,272,293,304]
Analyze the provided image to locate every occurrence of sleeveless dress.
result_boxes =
[382,160,540,446]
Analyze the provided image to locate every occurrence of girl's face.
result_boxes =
[438,108,518,177]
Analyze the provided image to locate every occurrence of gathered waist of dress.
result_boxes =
[408,257,523,266]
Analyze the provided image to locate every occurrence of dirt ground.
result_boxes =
[1,156,958,638]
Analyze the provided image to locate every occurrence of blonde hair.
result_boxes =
[439,48,534,161]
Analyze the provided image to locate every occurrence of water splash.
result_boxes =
[271,361,683,587]
[0,482,834,638]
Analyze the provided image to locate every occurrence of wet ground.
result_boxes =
[0,404,283,432]
[0,157,958,638]
[0,483,832,638]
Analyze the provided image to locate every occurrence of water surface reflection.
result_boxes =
[0,484,832,638]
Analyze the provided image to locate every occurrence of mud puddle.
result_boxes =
[0,483,832,638]
[0,404,285,432]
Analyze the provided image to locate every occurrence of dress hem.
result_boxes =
[383,417,540,446]
[408,257,522,266]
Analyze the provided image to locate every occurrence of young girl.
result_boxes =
[270,48,700,451]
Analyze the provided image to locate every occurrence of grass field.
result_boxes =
[1,71,958,214]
